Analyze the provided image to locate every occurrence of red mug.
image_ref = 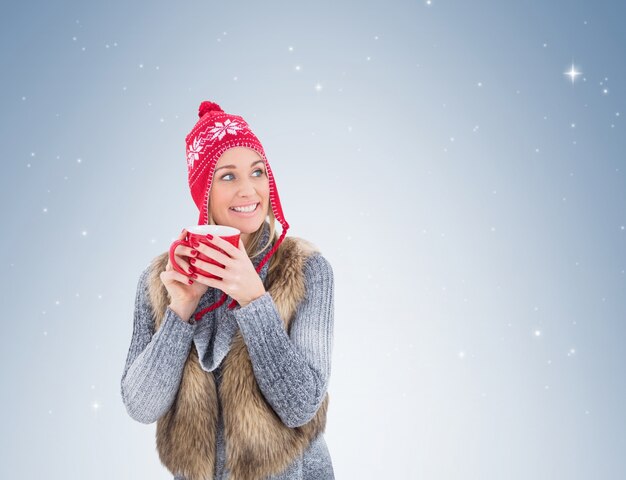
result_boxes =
[169,225,240,279]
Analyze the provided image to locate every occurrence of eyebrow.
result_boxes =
[215,159,264,173]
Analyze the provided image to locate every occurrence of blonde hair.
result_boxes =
[207,205,282,277]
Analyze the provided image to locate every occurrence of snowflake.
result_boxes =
[186,120,245,169]
[187,136,203,169]
[208,119,244,142]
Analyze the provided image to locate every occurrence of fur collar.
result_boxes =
[145,235,329,480]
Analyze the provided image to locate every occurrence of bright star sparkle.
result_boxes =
[564,63,582,83]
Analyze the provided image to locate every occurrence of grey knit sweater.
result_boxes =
[120,231,335,480]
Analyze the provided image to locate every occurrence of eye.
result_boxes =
[219,169,265,181]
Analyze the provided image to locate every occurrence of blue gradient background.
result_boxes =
[1,0,625,478]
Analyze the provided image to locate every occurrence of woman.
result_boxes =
[120,101,335,480]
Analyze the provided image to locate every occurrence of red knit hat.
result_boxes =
[185,100,289,316]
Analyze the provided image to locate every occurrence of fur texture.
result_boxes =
[146,236,329,480]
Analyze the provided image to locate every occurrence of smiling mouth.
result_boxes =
[229,202,260,213]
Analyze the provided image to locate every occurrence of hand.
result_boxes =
[160,229,210,307]
[189,235,266,308]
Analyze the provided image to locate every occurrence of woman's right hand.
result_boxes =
[160,229,210,307]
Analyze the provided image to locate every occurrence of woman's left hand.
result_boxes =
[189,235,266,308]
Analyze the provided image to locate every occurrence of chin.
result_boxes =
[226,214,265,234]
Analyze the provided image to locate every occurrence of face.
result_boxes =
[208,146,270,243]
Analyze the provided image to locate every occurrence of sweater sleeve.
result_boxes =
[231,253,334,428]
[120,266,198,424]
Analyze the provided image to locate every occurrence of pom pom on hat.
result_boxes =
[198,101,224,118]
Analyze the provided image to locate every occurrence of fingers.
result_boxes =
[208,235,241,258]
[174,255,193,275]
[170,238,195,275]
[167,254,192,276]
[194,241,233,266]
[188,270,219,288]
[173,231,198,263]
[189,258,225,278]
[160,269,194,286]
[174,243,198,259]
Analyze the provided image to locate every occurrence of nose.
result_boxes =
[236,176,257,197]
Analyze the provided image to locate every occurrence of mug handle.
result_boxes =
[169,239,192,276]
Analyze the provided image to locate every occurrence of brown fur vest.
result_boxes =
[145,236,329,480]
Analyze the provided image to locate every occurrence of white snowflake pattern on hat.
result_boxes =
[208,119,243,141]
[186,136,203,169]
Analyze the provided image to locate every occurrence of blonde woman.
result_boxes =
[121,101,335,480]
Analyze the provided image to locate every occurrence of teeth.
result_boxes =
[231,203,257,213]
